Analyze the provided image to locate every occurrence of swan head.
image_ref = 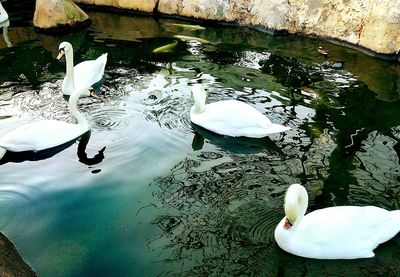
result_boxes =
[84,87,100,99]
[57,41,73,61]
[70,87,100,101]
[283,184,308,229]
[191,84,207,113]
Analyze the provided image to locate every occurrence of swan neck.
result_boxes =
[192,92,206,113]
[68,92,88,130]
[2,26,11,47]
[65,50,75,90]
[284,184,309,227]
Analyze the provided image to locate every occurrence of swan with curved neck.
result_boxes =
[274,184,400,259]
[0,2,8,23]
[57,41,108,96]
[190,84,290,138]
[0,87,100,159]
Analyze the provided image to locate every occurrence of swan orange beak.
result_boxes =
[57,49,65,61]
[284,218,293,229]
[89,89,104,102]
[90,90,100,100]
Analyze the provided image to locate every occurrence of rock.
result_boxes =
[73,0,159,13]
[156,0,400,56]
[0,232,37,277]
[33,0,91,33]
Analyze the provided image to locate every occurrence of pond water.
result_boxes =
[1,2,400,276]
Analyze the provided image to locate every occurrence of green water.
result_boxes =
[0,2,400,276]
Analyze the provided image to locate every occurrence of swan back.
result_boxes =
[191,84,207,113]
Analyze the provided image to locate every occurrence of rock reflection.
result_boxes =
[0,20,11,47]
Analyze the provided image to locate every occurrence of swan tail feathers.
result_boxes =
[265,123,291,135]
[0,147,6,160]
[98,53,108,66]
[97,53,108,76]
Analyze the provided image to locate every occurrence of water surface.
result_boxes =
[1,3,400,276]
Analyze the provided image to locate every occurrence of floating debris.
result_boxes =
[152,40,178,53]
[317,46,329,56]
[165,23,205,30]
[174,35,214,45]
[322,60,345,69]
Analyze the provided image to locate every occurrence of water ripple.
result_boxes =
[0,183,42,232]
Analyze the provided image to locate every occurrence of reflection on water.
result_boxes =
[0,4,400,277]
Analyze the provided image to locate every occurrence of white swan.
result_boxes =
[274,183,400,259]
[0,2,8,24]
[0,87,100,159]
[190,84,290,138]
[57,41,107,96]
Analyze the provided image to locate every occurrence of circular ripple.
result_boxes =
[0,183,42,232]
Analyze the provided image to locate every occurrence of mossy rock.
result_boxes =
[0,232,37,277]
[33,0,91,34]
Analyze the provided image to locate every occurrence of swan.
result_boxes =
[274,183,400,259]
[57,41,108,96]
[0,2,8,24]
[0,87,100,160]
[190,84,290,138]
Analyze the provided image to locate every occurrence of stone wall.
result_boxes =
[70,0,399,56]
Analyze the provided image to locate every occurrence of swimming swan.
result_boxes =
[0,2,8,24]
[57,41,108,96]
[274,183,400,259]
[0,87,100,160]
[190,84,290,138]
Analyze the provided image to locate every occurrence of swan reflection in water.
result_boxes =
[0,131,106,166]
[0,19,11,47]
[191,123,285,155]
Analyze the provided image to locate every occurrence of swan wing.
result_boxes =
[191,100,289,138]
[74,53,108,89]
[290,206,400,259]
[0,120,86,152]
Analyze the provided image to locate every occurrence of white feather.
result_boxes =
[275,184,400,259]
[190,84,290,138]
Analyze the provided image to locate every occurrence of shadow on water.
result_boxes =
[191,123,286,155]
[0,131,106,166]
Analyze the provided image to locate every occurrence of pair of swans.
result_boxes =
[275,184,400,259]
[0,42,107,158]
[189,87,399,259]
[190,84,290,138]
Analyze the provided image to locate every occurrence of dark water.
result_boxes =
[1,2,400,276]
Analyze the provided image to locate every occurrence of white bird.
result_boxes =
[0,87,100,159]
[190,84,290,138]
[0,2,8,24]
[274,183,400,259]
[57,41,107,96]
